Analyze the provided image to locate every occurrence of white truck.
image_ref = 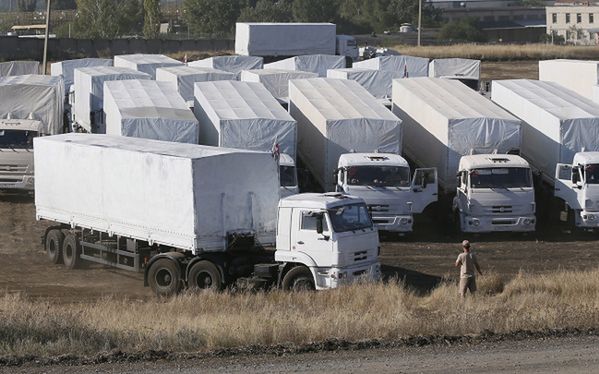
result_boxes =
[235,22,358,61]
[392,78,535,233]
[335,153,437,233]
[492,79,599,229]
[35,134,380,296]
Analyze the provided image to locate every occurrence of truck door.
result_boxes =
[554,164,582,210]
[410,168,438,213]
[291,209,333,267]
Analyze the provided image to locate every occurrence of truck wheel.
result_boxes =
[148,259,182,297]
[187,261,222,291]
[282,266,315,291]
[62,233,82,270]
[45,229,64,264]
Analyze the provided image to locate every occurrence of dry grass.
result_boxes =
[393,44,599,61]
[0,269,598,358]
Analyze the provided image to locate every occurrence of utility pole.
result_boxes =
[417,0,422,47]
[42,0,52,75]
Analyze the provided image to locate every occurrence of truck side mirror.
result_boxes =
[572,167,581,186]
[316,216,324,234]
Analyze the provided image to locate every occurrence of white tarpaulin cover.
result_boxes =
[492,79,599,179]
[156,65,236,104]
[289,78,402,191]
[327,68,399,99]
[34,134,279,253]
[189,56,263,79]
[0,61,39,77]
[104,80,199,144]
[51,58,113,92]
[264,55,345,77]
[0,75,64,135]
[235,22,336,56]
[240,69,318,103]
[114,54,182,79]
[428,58,480,80]
[194,80,297,158]
[392,77,521,191]
[539,59,599,100]
[74,66,151,133]
[353,55,429,77]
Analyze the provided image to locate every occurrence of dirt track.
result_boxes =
[1,194,598,302]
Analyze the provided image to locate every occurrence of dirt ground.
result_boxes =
[481,60,538,80]
[1,194,598,302]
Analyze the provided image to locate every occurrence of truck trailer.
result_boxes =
[35,134,381,296]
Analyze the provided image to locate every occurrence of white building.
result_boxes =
[546,4,599,44]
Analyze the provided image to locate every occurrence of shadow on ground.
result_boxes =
[381,265,442,295]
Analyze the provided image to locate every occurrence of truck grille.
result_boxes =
[354,250,368,261]
[0,164,28,174]
[368,204,389,212]
[491,205,513,214]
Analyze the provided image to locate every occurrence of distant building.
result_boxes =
[546,2,599,44]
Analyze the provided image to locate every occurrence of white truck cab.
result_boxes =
[275,193,381,289]
[0,117,41,191]
[454,154,536,233]
[335,153,438,233]
[279,153,299,198]
[336,35,359,61]
[555,152,599,228]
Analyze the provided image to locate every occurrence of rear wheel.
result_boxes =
[282,266,315,291]
[187,261,222,291]
[45,229,64,264]
[62,233,82,270]
[148,259,182,297]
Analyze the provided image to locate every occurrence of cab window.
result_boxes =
[301,212,329,232]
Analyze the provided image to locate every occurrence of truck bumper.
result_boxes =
[576,211,599,228]
[0,175,34,191]
[371,214,413,233]
[313,261,381,290]
[461,214,536,233]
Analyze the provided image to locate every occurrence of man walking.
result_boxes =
[455,240,482,298]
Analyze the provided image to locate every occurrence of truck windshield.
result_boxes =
[347,166,410,187]
[470,168,532,189]
[280,165,297,187]
[585,164,599,184]
[0,130,36,148]
[328,203,373,232]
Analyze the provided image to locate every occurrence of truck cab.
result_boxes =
[275,193,381,289]
[0,117,40,191]
[454,154,536,233]
[335,153,438,233]
[555,152,599,228]
[336,35,359,62]
[279,153,299,198]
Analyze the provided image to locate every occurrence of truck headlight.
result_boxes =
[400,217,409,225]
[523,218,531,225]
[589,215,596,221]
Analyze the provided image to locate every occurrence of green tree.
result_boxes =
[438,17,486,42]
[184,0,240,37]
[73,0,143,39]
[292,0,338,23]
[143,0,161,39]
[238,0,293,23]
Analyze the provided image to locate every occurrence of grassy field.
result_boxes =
[1,269,598,359]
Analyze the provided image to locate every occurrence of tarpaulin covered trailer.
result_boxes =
[326,68,398,102]
[34,133,279,252]
[264,55,346,77]
[0,61,39,77]
[156,65,236,105]
[114,54,182,79]
[289,78,402,191]
[428,58,481,80]
[392,77,521,191]
[194,80,297,158]
[104,79,199,144]
[353,55,429,78]
[240,69,318,104]
[235,22,336,56]
[51,58,113,92]
[188,56,263,79]
[73,66,151,133]
[539,59,599,100]
[0,75,64,135]
[491,79,599,180]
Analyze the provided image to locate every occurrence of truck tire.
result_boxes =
[62,233,82,270]
[45,229,64,264]
[148,259,182,297]
[282,266,315,291]
[187,261,222,291]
